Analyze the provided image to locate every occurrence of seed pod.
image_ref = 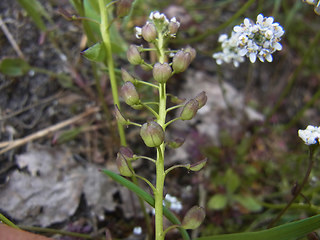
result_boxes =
[121,82,140,106]
[172,50,191,73]
[180,99,199,120]
[121,68,135,83]
[153,62,172,83]
[182,206,206,230]
[142,22,157,42]
[116,0,133,18]
[184,46,197,62]
[194,91,207,109]
[116,152,133,177]
[114,105,128,125]
[140,121,164,147]
[127,45,142,65]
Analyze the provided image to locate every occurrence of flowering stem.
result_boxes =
[267,147,315,228]
[98,0,126,146]
[154,30,168,240]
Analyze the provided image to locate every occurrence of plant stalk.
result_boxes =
[98,0,126,146]
[267,147,315,228]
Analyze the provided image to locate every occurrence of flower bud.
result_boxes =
[182,206,206,230]
[172,50,191,73]
[140,121,164,147]
[121,82,140,106]
[127,45,142,65]
[119,146,135,161]
[194,91,207,109]
[121,68,135,83]
[142,22,157,42]
[116,152,133,177]
[168,17,180,36]
[153,62,172,83]
[184,46,197,62]
[114,105,128,125]
[180,99,199,120]
[116,0,133,18]
[167,137,185,149]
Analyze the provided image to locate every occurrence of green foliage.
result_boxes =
[196,214,320,240]
[0,58,30,76]
[17,0,51,31]
[101,169,191,240]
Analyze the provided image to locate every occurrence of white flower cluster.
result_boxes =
[212,33,245,68]
[298,125,320,145]
[213,14,284,67]
[302,0,320,15]
[164,194,183,212]
[135,11,180,40]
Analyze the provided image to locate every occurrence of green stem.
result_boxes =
[135,155,157,164]
[165,164,189,175]
[99,1,152,238]
[267,147,315,228]
[98,0,126,146]
[0,213,20,229]
[135,80,159,89]
[166,104,184,113]
[140,102,159,118]
[164,117,181,129]
[19,225,93,239]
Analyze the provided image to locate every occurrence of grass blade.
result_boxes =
[101,169,191,240]
[196,214,320,240]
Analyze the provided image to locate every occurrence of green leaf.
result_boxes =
[101,169,191,240]
[81,42,106,62]
[225,169,240,194]
[17,0,50,31]
[196,214,320,240]
[0,58,30,76]
[207,194,228,210]
[234,195,262,212]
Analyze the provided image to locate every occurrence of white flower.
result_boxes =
[135,27,142,39]
[165,194,183,212]
[133,226,142,235]
[298,125,320,145]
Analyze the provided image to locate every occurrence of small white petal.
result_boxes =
[249,52,257,63]
[265,54,273,62]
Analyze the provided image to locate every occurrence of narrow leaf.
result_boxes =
[17,0,50,31]
[101,169,190,240]
[196,214,320,240]
[0,58,30,76]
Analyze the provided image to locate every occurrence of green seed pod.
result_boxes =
[140,121,164,147]
[184,46,197,62]
[119,146,135,161]
[127,45,142,65]
[114,105,128,125]
[194,91,207,109]
[121,82,140,106]
[142,22,157,42]
[116,0,133,18]
[180,99,199,120]
[172,50,191,73]
[182,206,206,230]
[167,137,185,149]
[121,68,135,83]
[153,62,172,83]
[189,158,207,171]
[116,152,133,177]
